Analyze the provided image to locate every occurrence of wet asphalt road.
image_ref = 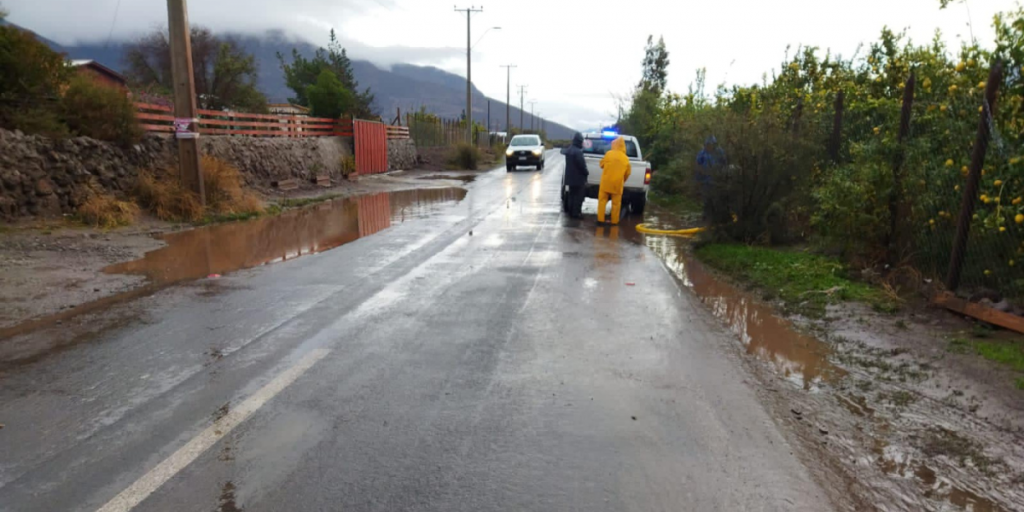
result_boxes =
[0,151,831,511]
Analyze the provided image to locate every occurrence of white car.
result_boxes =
[579,131,652,214]
[505,134,545,172]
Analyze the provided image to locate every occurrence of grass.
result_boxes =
[277,194,342,209]
[694,244,895,315]
[77,194,140,229]
[948,337,1024,371]
[649,190,703,218]
[1016,377,1024,390]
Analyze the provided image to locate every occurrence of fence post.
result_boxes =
[829,89,845,164]
[947,61,1004,292]
[887,71,916,266]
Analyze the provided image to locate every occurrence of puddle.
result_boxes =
[0,188,465,342]
[623,214,844,391]
[104,188,466,287]
[417,174,478,183]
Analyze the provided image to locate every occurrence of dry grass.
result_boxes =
[78,194,140,228]
[135,168,205,222]
[135,156,264,223]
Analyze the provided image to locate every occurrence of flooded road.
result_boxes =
[105,188,466,287]
[0,188,465,342]
[619,214,844,391]
[0,156,832,512]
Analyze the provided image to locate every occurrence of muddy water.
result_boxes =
[104,188,466,286]
[0,188,466,342]
[624,214,844,391]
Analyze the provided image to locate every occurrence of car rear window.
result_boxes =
[510,136,541,147]
[582,138,639,158]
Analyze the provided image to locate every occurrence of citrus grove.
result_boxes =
[620,3,1024,300]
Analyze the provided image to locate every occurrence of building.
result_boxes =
[70,60,128,91]
[268,103,310,116]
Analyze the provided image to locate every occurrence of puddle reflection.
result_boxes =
[105,188,467,286]
[621,215,843,391]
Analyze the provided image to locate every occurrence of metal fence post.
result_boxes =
[947,61,1004,292]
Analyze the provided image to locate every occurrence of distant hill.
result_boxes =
[41,29,575,139]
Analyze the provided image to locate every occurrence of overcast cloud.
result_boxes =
[4,0,1012,130]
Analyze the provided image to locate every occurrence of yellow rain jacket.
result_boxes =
[599,137,632,195]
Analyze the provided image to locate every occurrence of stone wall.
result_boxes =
[0,129,172,218]
[0,129,357,219]
[387,139,418,171]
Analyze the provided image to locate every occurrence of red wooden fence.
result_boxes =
[135,103,379,138]
[354,120,389,175]
[357,193,392,237]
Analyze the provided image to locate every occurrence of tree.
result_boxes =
[0,2,8,20]
[640,35,670,95]
[123,26,268,113]
[306,70,353,119]
[0,22,71,135]
[278,29,375,118]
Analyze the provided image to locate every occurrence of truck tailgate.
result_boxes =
[585,158,647,189]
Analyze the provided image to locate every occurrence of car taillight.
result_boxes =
[644,168,652,185]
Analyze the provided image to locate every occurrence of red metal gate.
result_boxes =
[354,119,389,175]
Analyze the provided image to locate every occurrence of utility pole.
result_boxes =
[167,0,204,204]
[517,85,528,133]
[529,100,537,132]
[455,6,483,144]
[500,64,516,135]
[486,100,490,134]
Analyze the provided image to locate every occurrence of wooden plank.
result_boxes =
[134,102,174,112]
[272,178,299,191]
[200,128,335,136]
[136,112,176,122]
[196,109,337,123]
[933,291,1024,334]
[140,124,175,132]
[315,174,331,187]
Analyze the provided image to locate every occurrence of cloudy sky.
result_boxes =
[4,0,1013,129]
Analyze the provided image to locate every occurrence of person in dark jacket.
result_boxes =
[562,132,589,219]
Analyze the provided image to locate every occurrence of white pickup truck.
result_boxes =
[577,132,652,214]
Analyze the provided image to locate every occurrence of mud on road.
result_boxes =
[631,211,1024,512]
[0,170,478,336]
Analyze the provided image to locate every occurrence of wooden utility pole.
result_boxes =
[456,6,483,145]
[167,0,204,204]
[517,85,528,133]
[529,101,537,132]
[501,64,516,135]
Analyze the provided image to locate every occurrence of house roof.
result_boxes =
[71,59,127,85]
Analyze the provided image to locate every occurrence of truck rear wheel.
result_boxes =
[630,195,647,215]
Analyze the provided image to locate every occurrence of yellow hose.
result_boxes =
[635,224,706,237]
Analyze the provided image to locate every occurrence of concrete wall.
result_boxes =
[0,130,355,219]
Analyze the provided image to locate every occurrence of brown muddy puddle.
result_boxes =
[0,188,465,341]
[624,214,844,391]
[104,188,466,286]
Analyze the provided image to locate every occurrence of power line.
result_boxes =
[104,0,123,49]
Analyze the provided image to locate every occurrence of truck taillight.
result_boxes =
[644,168,652,185]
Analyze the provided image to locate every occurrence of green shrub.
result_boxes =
[448,143,480,170]
[340,154,356,176]
[61,75,142,146]
[0,23,71,134]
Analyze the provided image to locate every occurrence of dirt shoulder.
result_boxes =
[0,169,481,334]
[684,242,1024,511]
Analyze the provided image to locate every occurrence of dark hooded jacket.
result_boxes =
[562,133,589,187]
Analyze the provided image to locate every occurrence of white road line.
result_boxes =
[95,348,331,512]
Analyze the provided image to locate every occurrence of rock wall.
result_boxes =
[0,129,172,218]
[199,136,352,186]
[0,129,358,219]
[388,139,418,171]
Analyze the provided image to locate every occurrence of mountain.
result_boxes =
[46,30,574,139]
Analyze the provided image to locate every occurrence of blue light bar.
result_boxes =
[601,130,619,139]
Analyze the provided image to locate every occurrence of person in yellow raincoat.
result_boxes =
[597,136,631,225]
